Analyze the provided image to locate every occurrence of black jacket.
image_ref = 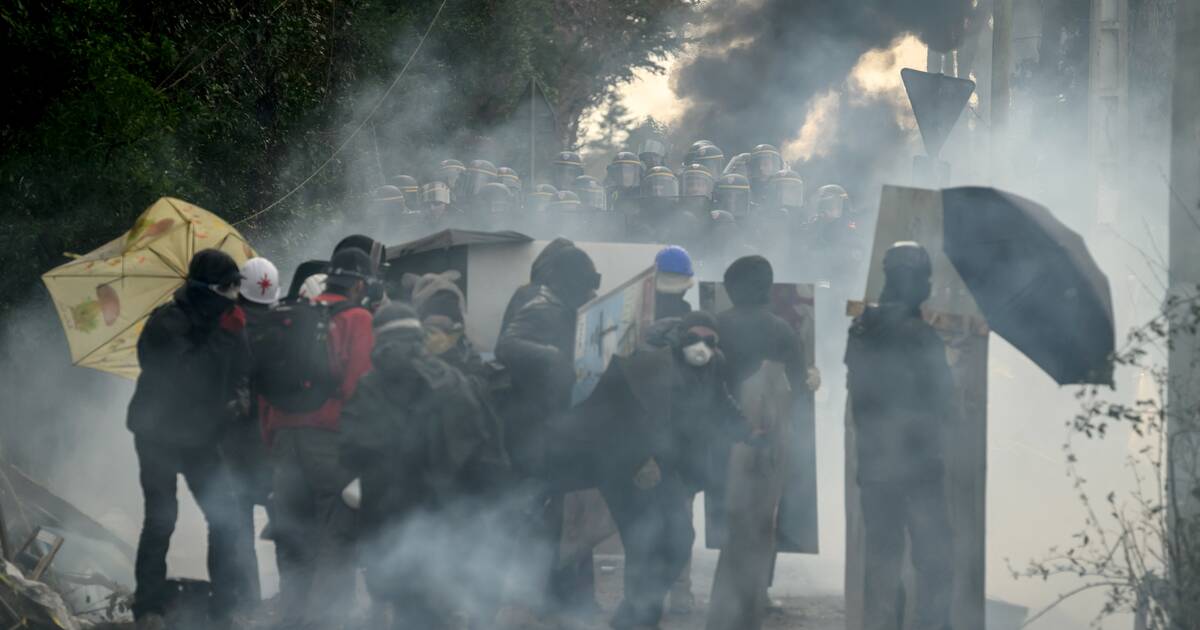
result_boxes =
[340,342,504,535]
[546,347,745,493]
[845,302,956,483]
[495,286,578,436]
[716,304,806,392]
[127,286,249,446]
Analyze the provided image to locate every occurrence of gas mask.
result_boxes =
[213,284,241,301]
[425,327,462,356]
[682,341,714,367]
[679,324,719,368]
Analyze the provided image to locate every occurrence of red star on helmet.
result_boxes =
[257,274,273,296]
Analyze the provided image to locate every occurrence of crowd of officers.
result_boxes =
[366,140,866,281]
[125,233,956,630]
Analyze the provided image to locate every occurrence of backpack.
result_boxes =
[253,299,361,413]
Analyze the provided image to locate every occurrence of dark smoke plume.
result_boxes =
[671,0,972,204]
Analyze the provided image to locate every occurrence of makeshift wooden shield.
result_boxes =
[571,267,657,405]
[700,282,819,555]
[844,185,988,630]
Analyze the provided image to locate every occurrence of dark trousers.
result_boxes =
[860,479,954,630]
[543,492,597,612]
[271,427,356,629]
[133,437,241,621]
[601,474,694,628]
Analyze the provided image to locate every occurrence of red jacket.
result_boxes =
[261,294,374,443]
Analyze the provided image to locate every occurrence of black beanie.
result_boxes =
[327,247,373,288]
[373,302,422,336]
[724,255,773,306]
[188,249,242,285]
[680,310,718,333]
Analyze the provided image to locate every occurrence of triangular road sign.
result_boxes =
[901,68,975,158]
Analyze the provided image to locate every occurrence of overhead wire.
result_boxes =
[234,0,451,227]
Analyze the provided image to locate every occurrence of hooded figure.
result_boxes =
[404,270,491,396]
[549,310,745,629]
[496,243,600,470]
[494,243,601,615]
[715,256,816,394]
[499,237,575,334]
[126,249,248,629]
[845,242,955,630]
[340,303,504,627]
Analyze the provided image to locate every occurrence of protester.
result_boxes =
[716,255,819,393]
[845,241,956,630]
[340,303,505,629]
[598,310,747,629]
[654,245,695,320]
[126,249,249,630]
[260,247,376,630]
[496,243,602,617]
[499,236,575,334]
[221,256,281,608]
[406,270,487,382]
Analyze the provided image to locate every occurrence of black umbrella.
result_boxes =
[941,187,1114,385]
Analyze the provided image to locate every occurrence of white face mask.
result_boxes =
[682,341,714,367]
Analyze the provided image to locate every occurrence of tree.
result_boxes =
[0,0,696,316]
[1013,293,1200,628]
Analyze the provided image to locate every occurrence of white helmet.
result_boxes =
[239,257,280,305]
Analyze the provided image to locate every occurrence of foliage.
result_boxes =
[0,0,694,316]
[1013,292,1200,629]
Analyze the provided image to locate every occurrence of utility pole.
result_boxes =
[1168,0,1200,621]
[1089,0,1129,226]
[991,0,1013,184]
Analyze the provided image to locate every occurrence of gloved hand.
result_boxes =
[633,457,662,490]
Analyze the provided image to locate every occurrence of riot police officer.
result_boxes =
[552,151,585,192]
[422,180,455,227]
[642,166,679,200]
[749,144,783,202]
[684,141,725,178]
[526,184,557,214]
[675,164,716,248]
[436,159,466,190]
[389,174,421,211]
[637,136,669,170]
[607,151,644,192]
[470,181,512,231]
[714,173,751,218]
[497,167,523,201]
[522,184,558,238]
[573,175,607,212]
[461,159,498,203]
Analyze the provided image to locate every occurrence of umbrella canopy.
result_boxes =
[941,187,1114,385]
[42,197,255,379]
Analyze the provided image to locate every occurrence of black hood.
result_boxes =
[852,302,920,339]
[176,283,234,327]
[531,237,575,284]
[188,249,242,286]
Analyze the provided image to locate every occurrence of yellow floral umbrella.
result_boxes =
[42,197,256,379]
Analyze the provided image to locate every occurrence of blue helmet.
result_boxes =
[655,245,694,277]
